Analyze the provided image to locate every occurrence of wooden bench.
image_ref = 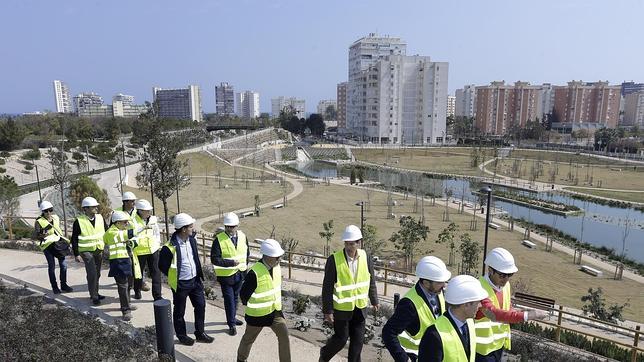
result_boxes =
[521,239,536,249]
[514,292,555,313]
[272,203,284,209]
[241,211,255,218]
[488,223,500,230]
[580,265,603,277]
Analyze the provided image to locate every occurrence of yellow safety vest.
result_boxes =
[398,285,445,355]
[76,214,105,252]
[332,249,370,311]
[435,315,476,362]
[36,215,66,251]
[103,225,142,279]
[164,242,179,292]
[132,213,160,255]
[213,231,248,277]
[246,261,282,317]
[474,277,512,355]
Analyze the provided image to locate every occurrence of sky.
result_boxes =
[1,0,642,114]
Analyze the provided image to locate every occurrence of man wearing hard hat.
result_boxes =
[131,199,162,301]
[418,274,489,362]
[474,247,547,361]
[158,213,214,345]
[211,212,250,336]
[237,239,291,362]
[383,256,452,361]
[103,211,140,321]
[33,200,73,294]
[71,196,108,305]
[116,191,137,216]
[320,225,379,362]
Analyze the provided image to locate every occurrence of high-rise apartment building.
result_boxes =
[621,81,644,96]
[447,96,456,118]
[455,85,476,118]
[53,80,72,113]
[152,85,202,122]
[74,92,104,116]
[112,94,148,118]
[113,93,135,106]
[622,91,644,127]
[271,96,305,119]
[553,81,620,128]
[336,82,347,129]
[215,82,235,115]
[236,91,260,119]
[317,100,337,116]
[475,81,544,135]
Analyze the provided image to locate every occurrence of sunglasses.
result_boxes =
[43,209,54,213]
[494,269,514,278]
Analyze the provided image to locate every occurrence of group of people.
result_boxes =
[34,192,547,361]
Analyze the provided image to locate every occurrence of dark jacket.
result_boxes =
[239,260,284,327]
[158,231,204,282]
[418,311,472,362]
[382,282,443,362]
[321,249,379,320]
[210,231,250,285]
[71,216,109,257]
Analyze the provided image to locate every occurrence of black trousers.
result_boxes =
[475,348,504,362]
[172,277,206,337]
[320,310,365,362]
[133,251,162,300]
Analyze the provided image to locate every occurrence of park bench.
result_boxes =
[580,265,603,277]
[521,239,536,249]
[272,203,284,209]
[488,223,500,230]
[514,292,555,313]
[241,211,255,218]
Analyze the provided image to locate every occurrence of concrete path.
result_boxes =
[0,248,344,362]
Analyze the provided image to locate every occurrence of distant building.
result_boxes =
[475,81,544,135]
[152,85,202,122]
[74,92,105,116]
[215,82,235,115]
[236,91,260,119]
[336,82,347,129]
[621,81,644,96]
[623,91,644,127]
[447,95,456,118]
[53,80,72,113]
[553,81,621,129]
[112,93,135,106]
[455,85,476,118]
[317,100,337,116]
[271,96,305,119]
[112,94,148,118]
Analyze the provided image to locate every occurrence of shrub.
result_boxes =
[0,151,9,158]
[68,176,110,217]
[0,158,4,165]
[20,148,41,161]
[24,163,33,171]
[0,167,5,174]
[292,294,310,315]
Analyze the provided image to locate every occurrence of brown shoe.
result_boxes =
[141,283,151,292]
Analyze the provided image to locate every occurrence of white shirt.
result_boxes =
[346,251,360,280]
[177,235,197,280]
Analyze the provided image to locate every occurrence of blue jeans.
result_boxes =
[44,247,67,288]
[219,272,243,327]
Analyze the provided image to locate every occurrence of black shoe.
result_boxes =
[129,305,138,311]
[133,291,142,300]
[234,319,244,326]
[98,294,106,300]
[92,298,101,305]
[195,332,214,343]
[153,296,163,302]
[177,335,195,346]
[61,284,73,293]
[228,326,237,336]
[52,287,62,294]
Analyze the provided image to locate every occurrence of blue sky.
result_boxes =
[1,0,642,114]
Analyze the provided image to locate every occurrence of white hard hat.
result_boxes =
[81,197,99,207]
[443,275,489,305]
[261,239,285,257]
[485,247,518,274]
[173,213,195,230]
[223,212,240,226]
[416,256,451,282]
[341,225,362,242]
[122,191,137,201]
[39,200,54,211]
[135,199,153,211]
[111,211,131,223]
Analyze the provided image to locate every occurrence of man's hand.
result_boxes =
[372,304,379,313]
[75,256,82,263]
[527,309,548,320]
[324,313,334,324]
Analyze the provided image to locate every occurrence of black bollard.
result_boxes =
[393,293,400,308]
[154,299,175,361]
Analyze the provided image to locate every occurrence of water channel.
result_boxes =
[290,160,644,263]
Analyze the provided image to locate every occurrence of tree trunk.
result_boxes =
[162,199,170,238]
[59,182,68,236]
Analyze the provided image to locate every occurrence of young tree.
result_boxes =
[436,222,459,266]
[362,224,385,258]
[389,216,430,271]
[69,176,111,218]
[0,176,20,231]
[350,167,356,185]
[319,219,334,257]
[581,287,629,322]
[48,144,72,235]
[459,233,480,275]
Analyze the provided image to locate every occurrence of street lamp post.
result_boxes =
[355,201,365,232]
[481,186,493,275]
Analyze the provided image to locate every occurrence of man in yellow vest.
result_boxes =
[33,200,72,294]
[474,248,547,361]
[116,191,137,216]
[320,225,379,362]
[71,196,108,305]
[131,199,162,301]
[418,275,489,362]
[383,256,452,361]
[211,212,249,336]
[158,213,214,346]
[237,239,290,362]
[104,211,140,321]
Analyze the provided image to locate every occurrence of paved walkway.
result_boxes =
[0,248,345,362]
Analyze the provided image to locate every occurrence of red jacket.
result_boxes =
[475,282,526,323]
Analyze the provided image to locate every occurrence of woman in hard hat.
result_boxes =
[131,199,162,301]
[103,211,140,321]
[237,239,291,362]
[33,200,73,294]
[383,256,452,361]
[418,275,489,362]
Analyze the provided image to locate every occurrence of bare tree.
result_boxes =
[48,142,72,235]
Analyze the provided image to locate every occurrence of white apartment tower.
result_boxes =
[215,82,235,115]
[447,96,456,118]
[455,85,476,118]
[53,80,72,113]
[236,91,260,119]
[152,85,202,122]
[271,96,306,119]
